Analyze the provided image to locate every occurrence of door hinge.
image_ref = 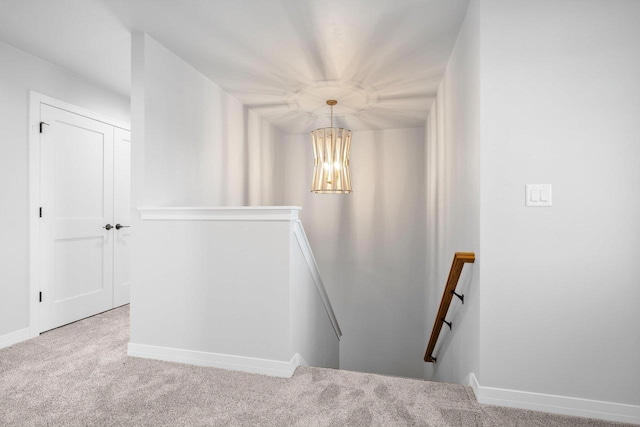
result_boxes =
[39,121,49,133]
[39,207,42,217]
[39,292,42,302]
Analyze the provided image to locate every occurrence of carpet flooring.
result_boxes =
[0,306,634,427]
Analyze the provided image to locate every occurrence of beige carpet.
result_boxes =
[0,306,633,426]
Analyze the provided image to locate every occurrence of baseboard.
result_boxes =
[0,327,31,350]
[128,343,304,378]
[468,373,640,424]
[467,372,480,398]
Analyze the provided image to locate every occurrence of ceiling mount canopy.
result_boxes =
[310,100,352,194]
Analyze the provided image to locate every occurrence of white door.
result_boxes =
[39,103,129,332]
[113,128,131,307]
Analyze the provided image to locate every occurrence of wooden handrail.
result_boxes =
[424,252,475,363]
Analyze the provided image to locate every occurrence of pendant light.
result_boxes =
[310,100,352,193]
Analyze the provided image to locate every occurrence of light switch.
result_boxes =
[531,188,540,202]
[540,187,549,202]
[526,184,552,207]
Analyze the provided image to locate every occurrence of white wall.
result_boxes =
[423,1,640,420]
[130,209,292,361]
[290,221,341,369]
[128,208,340,377]
[131,33,281,209]
[479,0,640,408]
[0,41,129,339]
[129,34,291,372]
[282,128,426,379]
[423,0,480,384]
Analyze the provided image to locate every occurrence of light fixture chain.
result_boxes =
[330,104,333,129]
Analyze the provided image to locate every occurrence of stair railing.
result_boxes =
[424,252,475,363]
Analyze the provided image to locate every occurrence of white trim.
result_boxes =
[128,343,305,378]
[32,92,130,130]
[468,373,640,424]
[0,327,31,349]
[139,206,302,222]
[292,220,342,339]
[467,372,480,398]
[28,92,42,338]
[28,91,131,337]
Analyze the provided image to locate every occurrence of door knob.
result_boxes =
[115,224,130,230]
[103,224,113,230]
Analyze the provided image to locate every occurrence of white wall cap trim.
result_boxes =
[293,220,342,339]
[0,327,31,350]
[468,373,640,424]
[139,206,302,221]
[128,343,303,378]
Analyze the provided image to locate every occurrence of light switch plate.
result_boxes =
[526,184,552,207]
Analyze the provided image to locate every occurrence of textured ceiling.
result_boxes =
[0,0,470,133]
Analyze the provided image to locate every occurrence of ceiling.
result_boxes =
[0,0,470,134]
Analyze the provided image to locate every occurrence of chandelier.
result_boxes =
[310,100,352,193]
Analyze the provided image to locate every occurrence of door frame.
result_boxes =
[28,91,130,337]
